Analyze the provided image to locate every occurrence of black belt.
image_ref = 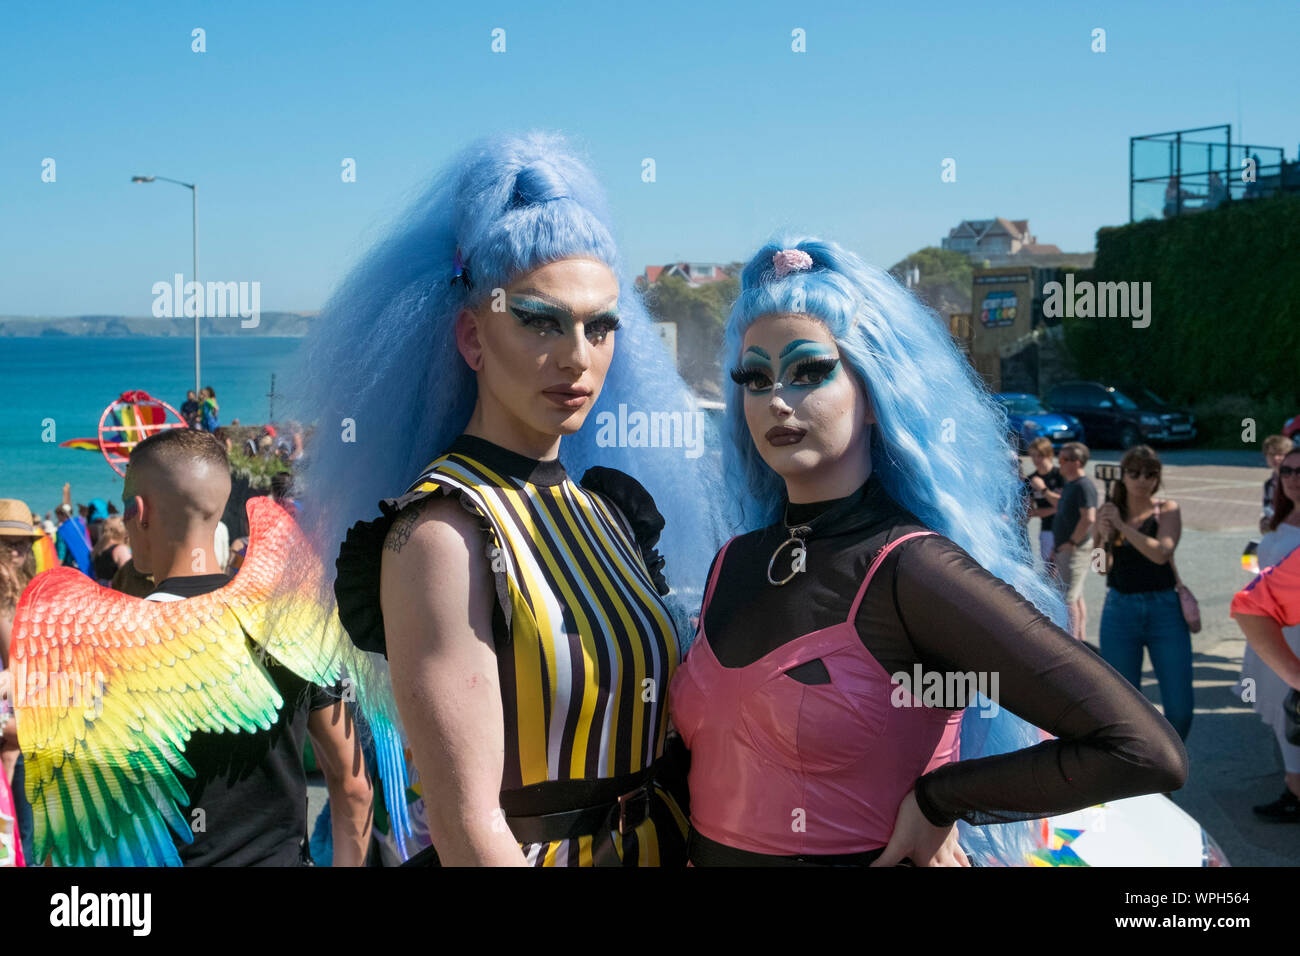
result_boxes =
[500,767,656,845]
[688,829,901,867]
[399,767,660,866]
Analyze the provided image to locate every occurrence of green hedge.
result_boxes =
[1062,194,1300,445]
[227,446,290,489]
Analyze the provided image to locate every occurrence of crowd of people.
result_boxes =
[1018,440,1191,737]
[179,382,305,461]
[3,131,1299,871]
[180,386,221,432]
[1019,431,1300,820]
[178,382,306,465]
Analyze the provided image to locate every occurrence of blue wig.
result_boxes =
[288,131,726,645]
[721,235,1067,866]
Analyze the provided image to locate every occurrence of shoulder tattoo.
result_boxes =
[383,501,425,554]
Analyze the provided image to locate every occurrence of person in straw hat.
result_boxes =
[0,498,41,866]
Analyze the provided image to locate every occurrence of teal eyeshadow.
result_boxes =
[509,297,568,318]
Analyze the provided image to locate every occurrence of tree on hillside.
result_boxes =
[641,273,739,396]
[889,246,974,318]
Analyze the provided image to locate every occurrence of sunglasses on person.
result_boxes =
[1,537,33,553]
[1059,455,1079,462]
[1125,468,1160,480]
[122,499,140,521]
[1280,465,1300,478]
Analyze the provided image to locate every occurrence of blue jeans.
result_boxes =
[1100,588,1194,740]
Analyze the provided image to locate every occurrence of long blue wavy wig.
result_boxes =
[288,131,726,644]
[721,235,1069,866]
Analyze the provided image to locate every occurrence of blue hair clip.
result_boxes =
[451,247,474,291]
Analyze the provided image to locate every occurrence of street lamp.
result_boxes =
[131,175,200,396]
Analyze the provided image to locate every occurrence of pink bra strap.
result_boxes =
[702,538,736,610]
[847,531,937,621]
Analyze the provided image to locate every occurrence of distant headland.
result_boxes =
[0,313,316,337]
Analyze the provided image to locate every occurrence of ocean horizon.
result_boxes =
[2,336,305,518]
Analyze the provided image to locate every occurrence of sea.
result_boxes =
[0,336,305,519]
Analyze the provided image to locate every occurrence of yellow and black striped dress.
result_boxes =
[395,434,687,866]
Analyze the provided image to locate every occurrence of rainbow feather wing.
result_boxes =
[13,497,413,866]
[336,644,414,858]
[12,569,284,866]
[228,498,414,858]
[225,496,346,686]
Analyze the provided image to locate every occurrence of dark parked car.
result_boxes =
[994,393,1085,452]
[1044,381,1196,449]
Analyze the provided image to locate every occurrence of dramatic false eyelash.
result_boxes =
[729,366,770,387]
[509,306,621,334]
[587,315,621,333]
[510,306,559,327]
[788,356,839,380]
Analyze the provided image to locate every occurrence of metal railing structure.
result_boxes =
[1129,124,1296,222]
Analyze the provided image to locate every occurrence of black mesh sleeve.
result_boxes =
[892,535,1188,827]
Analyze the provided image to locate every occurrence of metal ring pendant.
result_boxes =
[767,532,809,586]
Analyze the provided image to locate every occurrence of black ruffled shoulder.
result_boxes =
[333,511,394,657]
[579,466,670,596]
[334,481,508,658]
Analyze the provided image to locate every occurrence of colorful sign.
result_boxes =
[980,290,1018,327]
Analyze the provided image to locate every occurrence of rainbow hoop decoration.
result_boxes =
[59,390,187,476]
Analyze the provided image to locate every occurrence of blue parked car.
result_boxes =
[994,393,1085,453]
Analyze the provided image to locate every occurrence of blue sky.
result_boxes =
[3,0,1296,315]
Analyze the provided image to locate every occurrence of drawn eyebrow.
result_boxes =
[743,346,771,360]
[511,289,620,315]
[778,339,818,358]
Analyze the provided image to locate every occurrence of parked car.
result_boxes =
[1044,381,1197,449]
[1283,412,1300,443]
[994,393,1085,452]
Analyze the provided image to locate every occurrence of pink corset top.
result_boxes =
[669,531,963,856]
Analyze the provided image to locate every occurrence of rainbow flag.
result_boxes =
[32,533,59,573]
[59,438,102,451]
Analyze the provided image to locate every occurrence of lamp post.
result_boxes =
[131,175,200,396]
